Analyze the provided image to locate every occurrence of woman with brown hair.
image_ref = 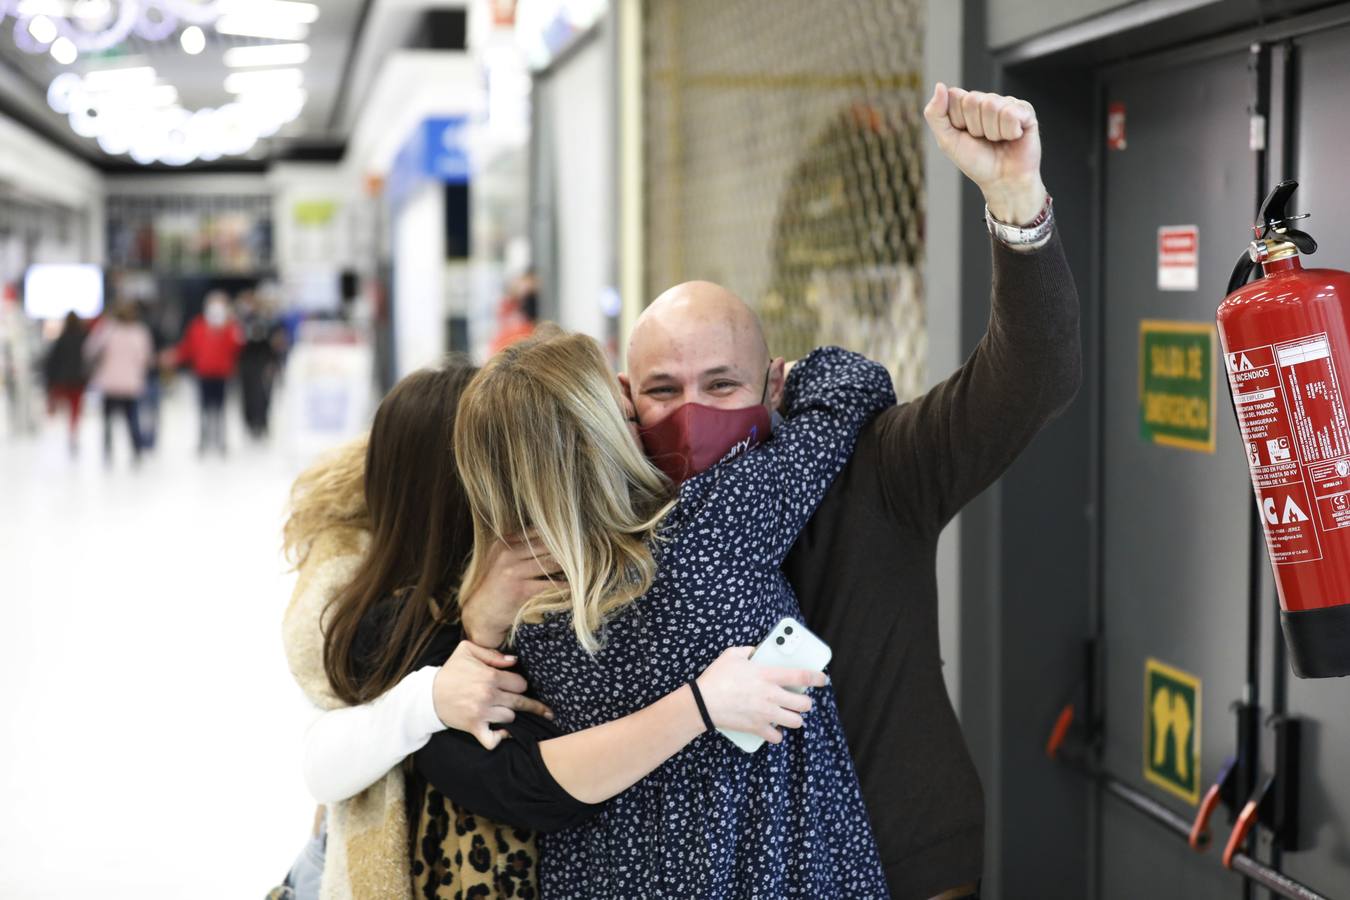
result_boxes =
[284,359,816,899]
[282,363,548,898]
[43,311,88,453]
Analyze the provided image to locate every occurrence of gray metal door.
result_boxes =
[1099,49,1259,899]
[1276,24,1350,895]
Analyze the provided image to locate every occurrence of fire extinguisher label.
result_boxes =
[1228,334,1350,564]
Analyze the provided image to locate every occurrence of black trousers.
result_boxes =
[103,395,143,459]
[198,377,228,451]
[239,359,273,437]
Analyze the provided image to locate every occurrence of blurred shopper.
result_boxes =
[487,270,537,356]
[2,284,38,437]
[282,361,807,898]
[136,300,171,452]
[172,291,242,455]
[86,302,153,464]
[237,291,287,440]
[42,311,88,453]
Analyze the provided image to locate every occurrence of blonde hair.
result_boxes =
[283,436,373,569]
[454,330,675,652]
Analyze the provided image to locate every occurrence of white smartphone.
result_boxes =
[717,616,832,754]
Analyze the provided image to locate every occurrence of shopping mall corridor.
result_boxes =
[0,386,316,898]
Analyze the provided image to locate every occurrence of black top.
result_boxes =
[782,232,1081,899]
[240,314,284,365]
[356,232,1079,887]
[44,325,87,386]
[353,605,603,833]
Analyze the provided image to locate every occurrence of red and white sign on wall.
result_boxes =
[1107,102,1127,151]
[1158,225,1199,291]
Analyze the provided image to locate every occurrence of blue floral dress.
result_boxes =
[513,347,895,899]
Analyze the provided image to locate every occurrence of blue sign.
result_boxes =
[388,116,470,209]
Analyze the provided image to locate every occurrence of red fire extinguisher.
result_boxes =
[1218,180,1350,678]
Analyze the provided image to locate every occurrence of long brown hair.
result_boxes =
[455,331,674,652]
[323,362,478,704]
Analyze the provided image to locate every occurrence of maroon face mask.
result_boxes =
[639,402,772,485]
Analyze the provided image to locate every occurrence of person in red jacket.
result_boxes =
[173,291,243,455]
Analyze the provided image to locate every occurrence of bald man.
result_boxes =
[620,85,1081,900]
[620,280,789,454]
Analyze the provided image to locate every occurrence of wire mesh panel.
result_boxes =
[643,0,926,398]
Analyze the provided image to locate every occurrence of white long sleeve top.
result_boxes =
[302,665,445,803]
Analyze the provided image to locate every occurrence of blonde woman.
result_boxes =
[453,330,896,898]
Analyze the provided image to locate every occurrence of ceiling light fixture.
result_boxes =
[180,24,205,54]
[49,1,140,52]
[27,14,57,44]
[134,5,177,42]
[46,71,82,114]
[223,67,303,94]
[222,42,309,68]
[161,0,232,25]
[213,16,307,41]
[145,84,180,106]
[49,34,76,63]
[3,1,317,166]
[91,83,181,108]
[17,1,64,17]
[230,1,319,25]
[71,0,112,21]
[82,65,157,90]
[7,0,280,56]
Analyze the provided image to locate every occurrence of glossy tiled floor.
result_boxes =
[1,383,321,898]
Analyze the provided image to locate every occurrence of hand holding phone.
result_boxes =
[715,617,832,753]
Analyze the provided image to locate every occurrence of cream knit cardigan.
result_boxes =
[282,527,414,900]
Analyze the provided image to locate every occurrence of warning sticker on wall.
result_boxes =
[1158,226,1199,291]
[1144,658,1201,806]
[1139,320,1216,453]
[1107,102,1126,151]
[1227,333,1350,564]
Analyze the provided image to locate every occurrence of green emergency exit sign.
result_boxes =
[1144,658,1201,805]
[1139,320,1216,453]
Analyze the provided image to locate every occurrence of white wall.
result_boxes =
[546,33,613,342]
[927,0,965,716]
[0,113,104,265]
[986,0,1222,49]
[268,163,372,315]
[392,183,447,378]
[335,0,471,139]
[101,173,271,197]
[343,51,481,374]
[344,52,480,182]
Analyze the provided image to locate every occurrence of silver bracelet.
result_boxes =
[985,195,1054,248]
